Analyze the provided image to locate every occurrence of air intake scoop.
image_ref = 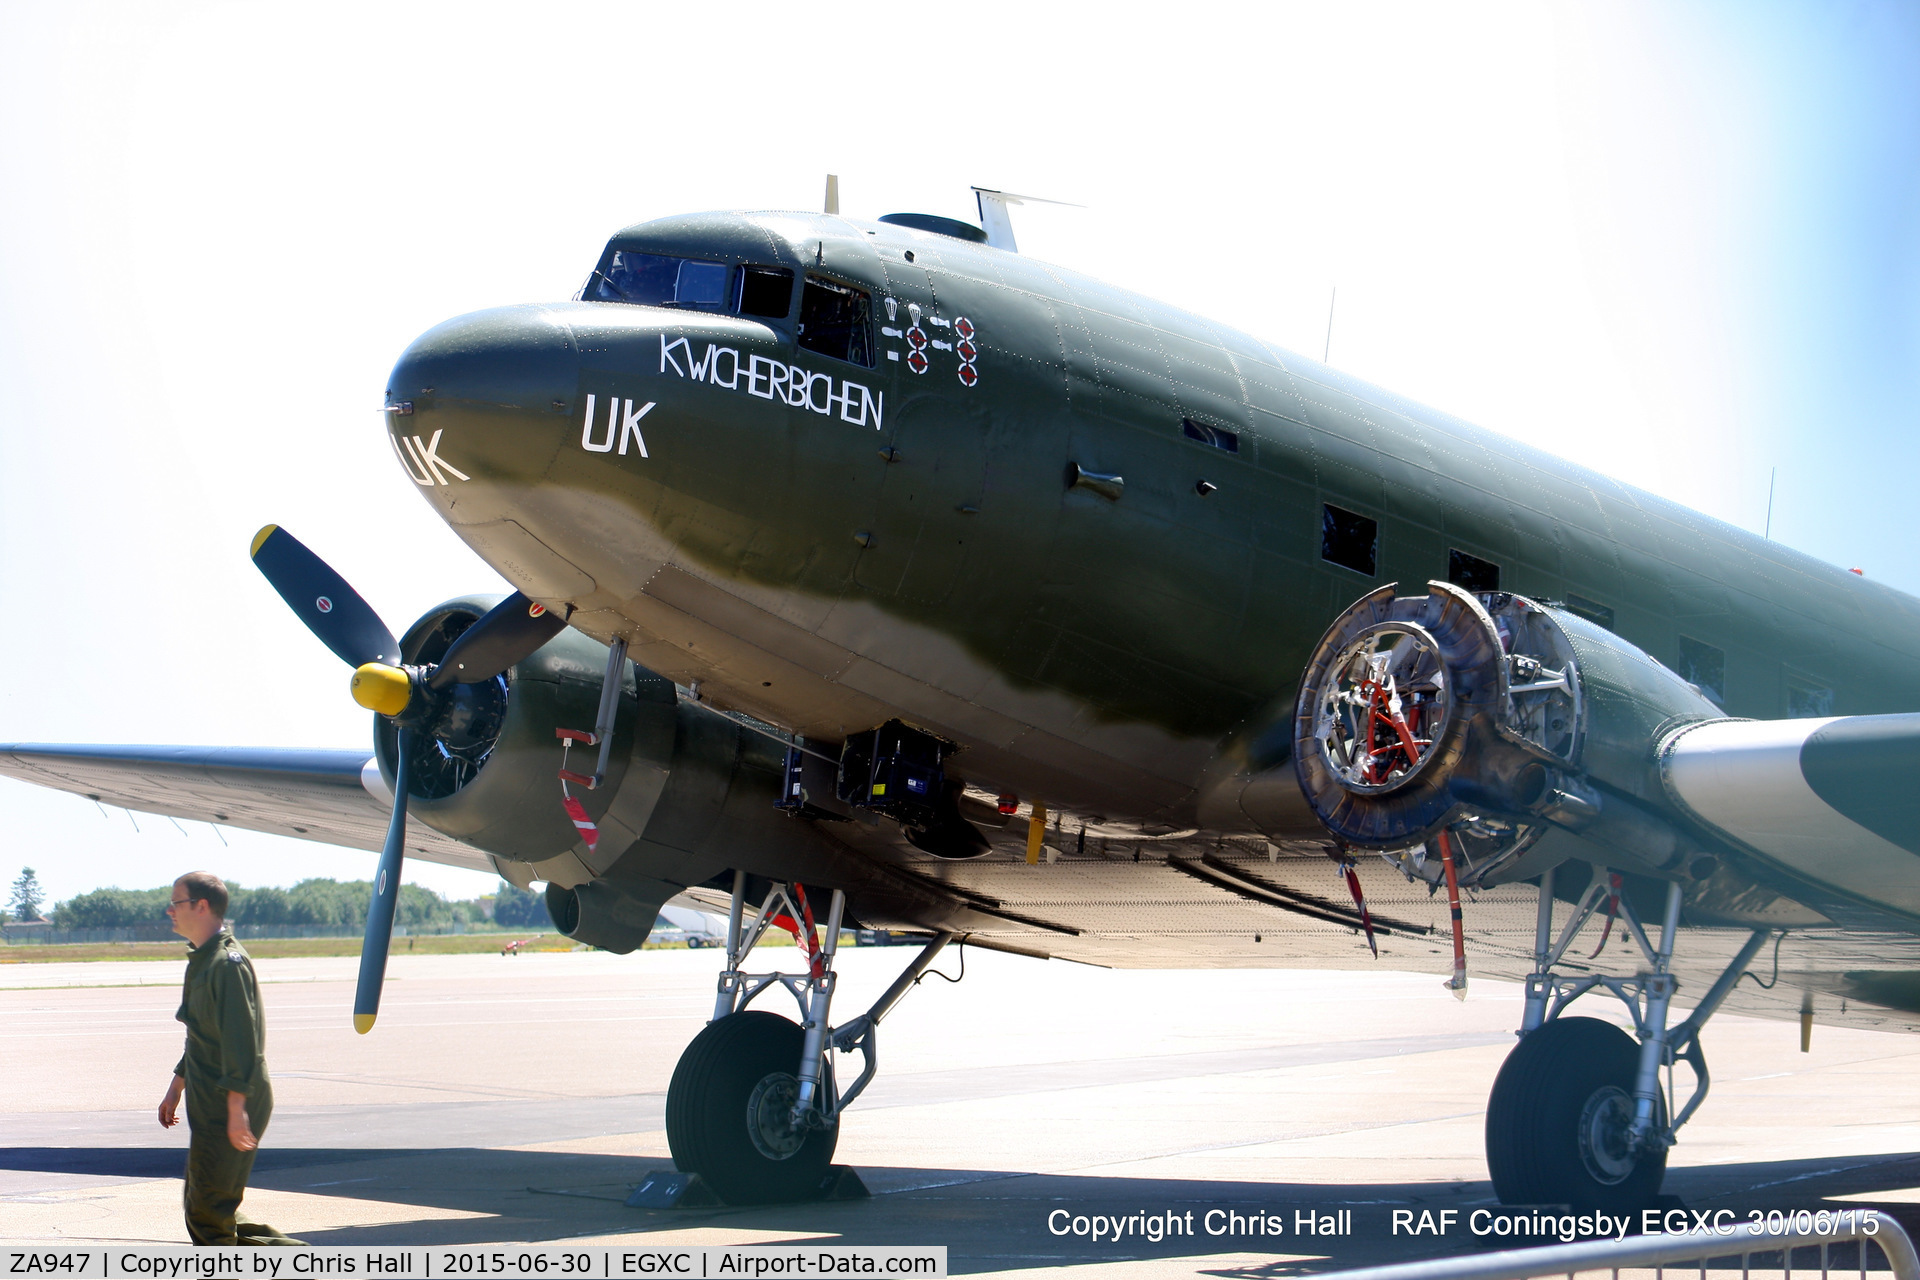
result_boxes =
[878,213,988,243]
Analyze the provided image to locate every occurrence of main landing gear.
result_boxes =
[1486,866,1773,1213]
[665,871,955,1204]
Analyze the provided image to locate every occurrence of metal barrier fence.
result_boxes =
[1323,1216,1917,1280]
[1,921,497,945]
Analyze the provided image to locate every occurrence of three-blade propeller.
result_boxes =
[249,524,567,1033]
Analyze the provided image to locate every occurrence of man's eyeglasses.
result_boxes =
[166,897,195,910]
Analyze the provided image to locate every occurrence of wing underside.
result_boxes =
[0,743,497,876]
[8,742,1920,1038]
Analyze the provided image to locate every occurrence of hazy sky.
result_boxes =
[2,2,1916,906]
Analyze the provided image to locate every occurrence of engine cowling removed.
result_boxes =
[1293,582,1724,886]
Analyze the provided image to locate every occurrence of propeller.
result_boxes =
[248,524,569,1032]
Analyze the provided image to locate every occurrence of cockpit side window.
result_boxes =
[797,275,874,367]
[737,266,795,319]
[587,250,731,310]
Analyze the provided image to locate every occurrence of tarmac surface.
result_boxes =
[4,944,1919,1275]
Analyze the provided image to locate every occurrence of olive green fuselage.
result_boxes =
[385,211,1920,828]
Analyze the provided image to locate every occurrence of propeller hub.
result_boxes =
[352,663,415,716]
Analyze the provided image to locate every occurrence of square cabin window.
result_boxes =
[797,276,874,367]
[1676,635,1726,705]
[1565,595,1616,632]
[1182,419,1239,452]
[1321,504,1377,575]
[1787,680,1834,719]
[1448,549,1500,593]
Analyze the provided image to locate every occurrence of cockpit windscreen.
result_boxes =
[588,251,731,310]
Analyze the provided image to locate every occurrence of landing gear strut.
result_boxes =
[665,871,955,1204]
[1486,866,1772,1213]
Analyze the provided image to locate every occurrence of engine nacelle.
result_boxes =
[369,596,855,952]
[1293,582,1724,885]
[371,596,678,883]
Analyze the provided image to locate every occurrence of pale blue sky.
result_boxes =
[1,2,1915,905]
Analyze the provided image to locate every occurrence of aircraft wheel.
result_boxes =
[1485,1016,1668,1213]
[666,1010,838,1204]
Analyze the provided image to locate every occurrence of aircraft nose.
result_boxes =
[384,305,579,483]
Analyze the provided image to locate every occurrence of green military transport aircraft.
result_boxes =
[7,187,1920,1213]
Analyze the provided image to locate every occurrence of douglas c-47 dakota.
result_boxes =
[9,187,1920,1213]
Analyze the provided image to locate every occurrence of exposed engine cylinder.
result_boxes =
[1294,582,1722,885]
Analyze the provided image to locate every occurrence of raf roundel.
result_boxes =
[957,364,978,388]
[906,350,930,375]
[315,596,334,614]
[954,316,975,341]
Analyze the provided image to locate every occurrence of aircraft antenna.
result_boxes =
[824,174,840,216]
[1764,466,1776,539]
[1323,286,1337,364]
[972,187,1083,254]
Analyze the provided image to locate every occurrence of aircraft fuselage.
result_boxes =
[383,210,1920,830]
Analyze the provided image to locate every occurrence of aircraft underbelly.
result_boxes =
[431,451,1211,819]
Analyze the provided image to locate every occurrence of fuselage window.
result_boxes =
[1321,504,1378,575]
[1182,419,1239,452]
[1786,679,1833,719]
[797,275,875,367]
[738,266,795,319]
[1447,548,1500,592]
[1677,635,1726,705]
[1564,594,1615,632]
[587,251,732,310]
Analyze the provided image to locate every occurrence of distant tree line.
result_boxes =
[47,878,550,931]
[491,883,552,928]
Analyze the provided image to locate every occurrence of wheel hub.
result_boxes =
[1577,1084,1637,1184]
[746,1072,806,1161]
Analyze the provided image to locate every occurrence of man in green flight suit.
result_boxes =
[158,871,302,1245]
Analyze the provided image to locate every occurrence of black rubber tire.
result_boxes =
[665,1011,838,1204]
[1485,1017,1668,1214]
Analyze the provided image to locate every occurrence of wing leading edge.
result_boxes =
[0,743,498,876]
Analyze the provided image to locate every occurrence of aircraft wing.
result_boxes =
[0,743,497,876]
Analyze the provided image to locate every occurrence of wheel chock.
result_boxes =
[625,1171,724,1209]
[814,1165,871,1201]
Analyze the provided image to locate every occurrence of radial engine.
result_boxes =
[1292,582,1725,889]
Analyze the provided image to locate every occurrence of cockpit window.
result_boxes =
[797,275,874,367]
[587,251,731,310]
[737,266,794,319]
